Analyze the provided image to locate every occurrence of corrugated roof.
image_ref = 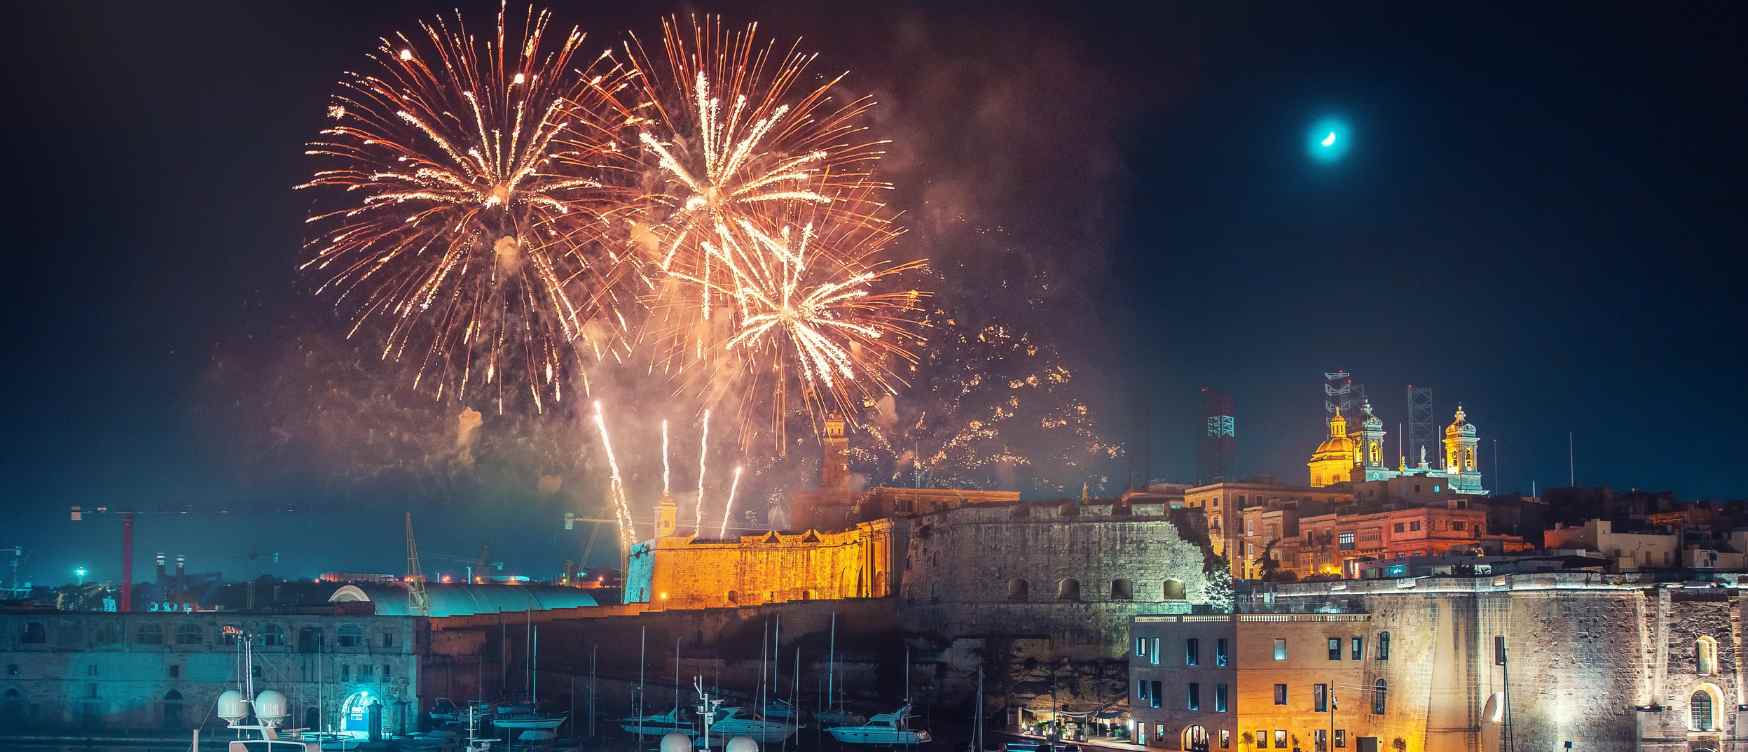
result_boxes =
[328,583,598,617]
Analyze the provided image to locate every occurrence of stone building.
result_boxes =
[0,608,424,738]
[1130,572,1748,752]
[626,518,895,610]
[1308,402,1485,496]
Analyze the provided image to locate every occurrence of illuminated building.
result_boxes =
[1306,401,1485,496]
[1132,572,1748,752]
[0,609,423,738]
[1183,482,1353,579]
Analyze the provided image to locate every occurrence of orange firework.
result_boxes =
[298,3,639,414]
[620,15,892,367]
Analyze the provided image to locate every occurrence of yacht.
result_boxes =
[696,707,798,745]
[621,706,701,737]
[827,704,931,746]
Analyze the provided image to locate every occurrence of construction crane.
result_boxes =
[404,512,430,617]
[69,504,302,613]
[423,547,505,584]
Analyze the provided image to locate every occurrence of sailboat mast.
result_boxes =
[828,612,836,713]
[532,624,539,705]
[638,625,647,751]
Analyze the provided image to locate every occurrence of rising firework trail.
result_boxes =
[660,418,671,496]
[694,408,711,532]
[299,3,640,413]
[591,400,637,551]
[718,465,743,538]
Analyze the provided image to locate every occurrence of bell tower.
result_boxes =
[1357,398,1388,474]
[1442,405,1486,494]
[820,415,850,493]
[654,493,678,538]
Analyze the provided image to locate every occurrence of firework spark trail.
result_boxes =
[591,400,637,549]
[299,3,641,413]
[660,418,671,497]
[718,465,743,538]
[695,408,711,532]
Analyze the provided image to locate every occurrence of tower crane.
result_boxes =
[404,512,429,617]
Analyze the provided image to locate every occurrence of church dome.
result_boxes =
[1311,408,1356,459]
[1307,407,1359,487]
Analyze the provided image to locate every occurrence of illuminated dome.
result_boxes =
[1307,407,1358,488]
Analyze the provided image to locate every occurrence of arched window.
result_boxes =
[1057,578,1081,602]
[1377,631,1391,660]
[1111,579,1134,601]
[1007,579,1029,602]
[174,623,203,645]
[1371,679,1388,715]
[1163,579,1187,600]
[20,622,45,644]
[136,623,164,646]
[337,624,364,648]
[1697,636,1718,676]
[162,690,184,729]
[1692,690,1716,732]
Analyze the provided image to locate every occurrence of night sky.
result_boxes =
[6,1,1746,584]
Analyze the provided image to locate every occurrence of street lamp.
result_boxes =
[74,566,88,586]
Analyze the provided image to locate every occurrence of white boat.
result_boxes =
[816,708,867,728]
[696,707,798,745]
[827,704,932,746]
[764,697,797,720]
[621,707,700,736]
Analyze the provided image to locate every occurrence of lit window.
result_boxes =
[1693,690,1716,732]
[1351,636,1364,660]
[1274,684,1287,705]
[1187,638,1200,666]
[1274,730,1287,749]
[1328,638,1341,661]
[1221,730,1231,749]
[1152,637,1161,665]
[1216,683,1229,713]
[1335,731,1346,748]
[1316,729,1329,752]
[1315,683,1328,712]
[1698,636,1718,675]
[1217,638,1229,667]
[1273,638,1287,660]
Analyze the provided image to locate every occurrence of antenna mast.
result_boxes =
[405,512,430,617]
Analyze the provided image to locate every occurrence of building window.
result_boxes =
[1452,521,1465,531]
[1693,689,1716,732]
[1351,636,1364,660]
[1315,729,1328,752]
[1274,731,1287,749]
[341,664,351,682]
[1273,639,1287,661]
[1007,578,1029,602]
[1164,579,1187,600]
[298,627,324,653]
[168,664,180,679]
[1335,730,1346,748]
[175,624,203,646]
[1217,638,1230,667]
[1150,680,1162,709]
[1188,683,1201,711]
[1328,638,1341,661]
[1697,636,1718,675]
[382,631,395,649]
[1216,683,1229,712]
[262,624,286,647]
[1253,730,1267,748]
[382,664,391,680]
[1274,684,1287,705]
[1187,638,1200,666]
[1377,632,1390,660]
[1138,680,1148,702]
[1151,637,1161,665]
[1136,637,1147,658]
[1494,636,1507,666]
[1393,523,1405,533]
[360,664,373,679]
[1338,533,1355,550]
[1371,679,1388,714]
[1056,579,1081,602]
[1111,579,1134,600]
[1221,730,1231,749]
[20,622,46,644]
[337,625,364,648]
[1409,521,1421,532]
[1315,683,1329,712]
[137,623,164,645]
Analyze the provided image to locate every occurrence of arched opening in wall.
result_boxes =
[1,688,23,730]
[1163,579,1186,600]
[339,690,376,738]
[1057,578,1081,602]
[1370,680,1387,715]
[1479,693,1504,752]
[1111,579,1133,601]
[161,690,184,729]
[1691,684,1723,733]
[304,707,320,732]
[1182,725,1210,752]
[1007,579,1029,602]
[1696,636,1718,675]
[726,591,741,605]
[174,623,203,646]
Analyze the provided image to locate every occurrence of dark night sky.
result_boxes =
[5,1,1746,584]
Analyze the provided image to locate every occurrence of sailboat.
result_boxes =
[697,707,799,745]
[494,623,567,741]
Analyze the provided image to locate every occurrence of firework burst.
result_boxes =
[298,3,640,413]
[621,15,892,365]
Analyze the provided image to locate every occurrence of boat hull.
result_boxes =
[827,728,932,745]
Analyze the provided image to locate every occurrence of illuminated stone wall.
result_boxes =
[644,519,893,611]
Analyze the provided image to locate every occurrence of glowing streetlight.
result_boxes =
[1307,117,1352,163]
[74,566,88,585]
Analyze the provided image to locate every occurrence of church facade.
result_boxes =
[1308,400,1486,495]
